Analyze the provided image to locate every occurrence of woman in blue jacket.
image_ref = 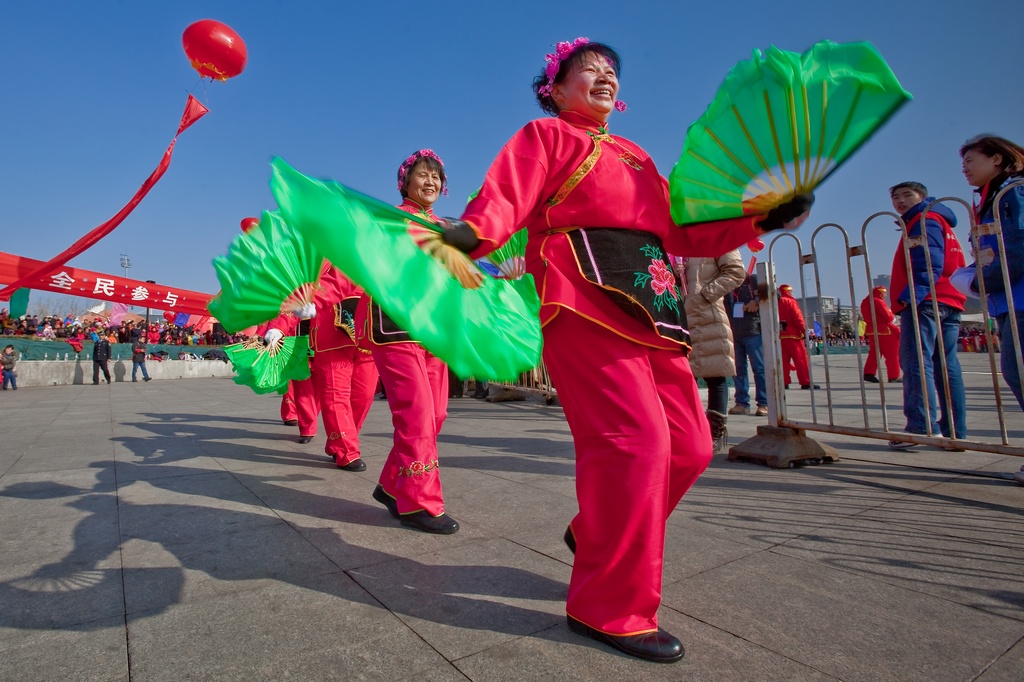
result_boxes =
[960,134,1024,409]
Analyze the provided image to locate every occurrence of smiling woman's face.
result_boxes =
[404,159,443,207]
[551,52,619,122]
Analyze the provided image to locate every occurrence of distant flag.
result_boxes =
[174,312,190,327]
[110,303,130,324]
[813,321,822,336]
[9,288,30,318]
[88,302,106,314]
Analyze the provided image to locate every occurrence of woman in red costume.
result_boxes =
[361,150,460,535]
[260,266,377,463]
[309,264,379,470]
[433,39,812,663]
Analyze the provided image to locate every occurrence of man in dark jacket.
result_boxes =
[725,273,768,415]
[132,338,151,382]
[93,337,112,385]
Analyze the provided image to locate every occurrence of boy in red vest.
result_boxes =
[888,181,967,449]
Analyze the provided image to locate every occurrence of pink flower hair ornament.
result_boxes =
[397,149,448,195]
[537,37,627,113]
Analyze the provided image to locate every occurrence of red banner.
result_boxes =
[0,94,208,300]
[0,251,213,316]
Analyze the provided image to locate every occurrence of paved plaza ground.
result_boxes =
[1,354,1022,680]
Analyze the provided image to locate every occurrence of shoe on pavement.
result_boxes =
[372,485,400,519]
[863,374,880,383]
[801,384,821,390]
[567,616,684,663]
[889,377,903,383]
[888,439,917,450]
[564,525,576,554]
[297,435,314,444]
[728,404,750,415]
[283,419,298,426]
[336,457,367,472]
[144,377,152,382]
[400,511,460,534]
[755,405,769,416]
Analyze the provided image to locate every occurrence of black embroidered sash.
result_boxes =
[369,300,413,344]
[566,228,690,347]
[335,297,358,342]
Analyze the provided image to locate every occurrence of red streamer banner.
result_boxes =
[0,251,213,316]
[0,94,209,300]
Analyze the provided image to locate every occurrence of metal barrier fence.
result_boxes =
[746,181,1024,463]
[488,363,558,403]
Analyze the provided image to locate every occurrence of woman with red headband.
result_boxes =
[434,39,812,663]
[361,150,460,535]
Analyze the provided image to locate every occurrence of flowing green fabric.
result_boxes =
[669,40,911,225]
[208,210,323,332]
[269,157,542,381]
[225,336,310,395]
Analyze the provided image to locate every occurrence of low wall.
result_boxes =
[10,359,235,387]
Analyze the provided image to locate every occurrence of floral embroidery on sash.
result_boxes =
[633,245,681,314]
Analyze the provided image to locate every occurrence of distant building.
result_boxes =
[873,274,891,291]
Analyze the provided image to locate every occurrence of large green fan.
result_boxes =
[269,157,542,381]
[207,210,323,332]
[669,40,911,225]
[486,228,527,279]
[225,336,311,395]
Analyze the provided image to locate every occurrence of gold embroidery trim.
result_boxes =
[547,134,611,208]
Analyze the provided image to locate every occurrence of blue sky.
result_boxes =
[3,0,1022,313]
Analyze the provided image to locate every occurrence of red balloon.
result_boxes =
[182,20,247,81]
[747,238,765,253]
[163,311,176,322]
[240,216,260,233]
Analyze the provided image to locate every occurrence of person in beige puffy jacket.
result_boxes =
[678,250,746,453]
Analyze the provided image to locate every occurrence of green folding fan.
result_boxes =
[269,157,542,381]
[208,210,324,332]
[224,335,311,395]
[669,40,911,225]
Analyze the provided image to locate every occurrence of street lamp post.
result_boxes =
[145,280,156,332]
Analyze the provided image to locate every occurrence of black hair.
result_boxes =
[398,154,447,198]
[889,181,928,198]
[532,42,621,117]
[959,134,1024,175]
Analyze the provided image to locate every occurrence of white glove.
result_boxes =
[293,303,316,319]
[264,328,284,346]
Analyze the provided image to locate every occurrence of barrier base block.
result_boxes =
[728,425,840,469]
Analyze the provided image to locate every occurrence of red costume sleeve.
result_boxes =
[461,114,763,261]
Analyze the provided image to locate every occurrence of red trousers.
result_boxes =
[280,383,298,423]
[543,311,713,635]
[864,330,901,381]
[293,372,319,437]
[781,337,810,386]
[373,343,449,516]
[313,347,379,465]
